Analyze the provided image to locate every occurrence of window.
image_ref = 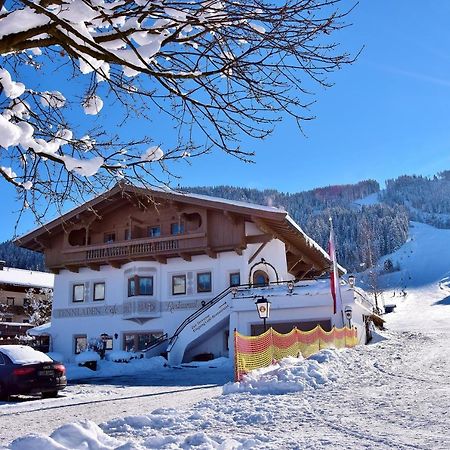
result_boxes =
[139,277,153,295]
[172,275,186,295]
[253,270,269,287]
[123,332,162,352]
[6,297,14,306]
[197,272,212,293]
[128,278,136,297]
[128,276,153,296]
[93,282,105,301]
[170,222,184,235]
[74,335,87,354]
[148,226,161,238]
[229,273,240,287]
[124,228,131,241]
[104,232,116,244]
[73,284,85,302]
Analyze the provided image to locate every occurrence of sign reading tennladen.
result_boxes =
[53,298,206,319]
[53,305,123,318]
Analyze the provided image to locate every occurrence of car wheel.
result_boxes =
[0,383,9,401]
[42,390,59,399]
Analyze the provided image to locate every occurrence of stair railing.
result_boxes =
[147,280,303,355]
[141,333,168,353]
[167,285,235,350]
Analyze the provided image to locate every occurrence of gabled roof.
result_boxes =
[15,184,344,277]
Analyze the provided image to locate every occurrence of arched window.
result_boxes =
[253,270,269,287]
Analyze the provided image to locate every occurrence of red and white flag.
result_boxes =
[329,218,343,318]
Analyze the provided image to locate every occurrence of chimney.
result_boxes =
[0,261,5,271]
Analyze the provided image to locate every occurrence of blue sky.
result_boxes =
[2,0,450,241]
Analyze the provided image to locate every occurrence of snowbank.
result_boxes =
[74,351,101,364]
[66,356,168,381]
[8,420,121,450]
[224,350,344,395]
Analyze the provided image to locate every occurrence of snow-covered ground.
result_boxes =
[2,222,450,449]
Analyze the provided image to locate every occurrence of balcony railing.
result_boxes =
[60,232,207,265]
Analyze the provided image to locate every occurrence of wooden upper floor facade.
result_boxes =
[16,184,336,279]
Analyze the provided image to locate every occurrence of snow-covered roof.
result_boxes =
[0,266,54,289]
[16,183,286,242]
[27,322,52,336]
[16,183,344,278]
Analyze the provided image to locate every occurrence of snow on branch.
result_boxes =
[0,0,355,227]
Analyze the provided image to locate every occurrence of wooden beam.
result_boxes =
[248,241,268,265]
[251,217,272,235]
[88,264,100,271]
[155,256,167,264]
[297,265,315,280]
[110,261,122,269]
[285,245,316,266]
[64,265,79,273]
[33,237,48,250]
[288,257,303,273]
[234,247,243,256]
[50,268,60,275]
[179,252,192,262]
[206,248,217,259]
[245,234,272,244]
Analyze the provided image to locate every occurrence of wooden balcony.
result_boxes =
[59,232,208,267]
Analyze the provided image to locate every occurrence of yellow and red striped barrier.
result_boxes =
[234,326,357,381]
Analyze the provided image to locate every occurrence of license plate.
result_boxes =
[38,370,54,376]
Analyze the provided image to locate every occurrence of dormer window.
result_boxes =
[170,222,184,235]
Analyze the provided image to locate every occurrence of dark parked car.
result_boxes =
[0,345,67,400]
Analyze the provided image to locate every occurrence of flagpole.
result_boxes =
[329,217,345,328]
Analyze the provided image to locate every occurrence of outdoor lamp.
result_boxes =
[231,286,238,297]
[255,296,271,332]
[348,275,356,288]
[287,281,294,294]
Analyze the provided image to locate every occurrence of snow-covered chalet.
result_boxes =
[16,184,374,363]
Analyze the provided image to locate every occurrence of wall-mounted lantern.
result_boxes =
[255,296,271,332]
[348,275,356,288]
[287,281,294,294]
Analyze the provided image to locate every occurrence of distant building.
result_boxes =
[16,185,374,363]
[0,262,54,344]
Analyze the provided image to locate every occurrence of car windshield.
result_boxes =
[0,345,52,364]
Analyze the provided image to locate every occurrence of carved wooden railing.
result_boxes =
[61,232,207,264]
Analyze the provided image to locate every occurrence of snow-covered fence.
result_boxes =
[234,326,357,381]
